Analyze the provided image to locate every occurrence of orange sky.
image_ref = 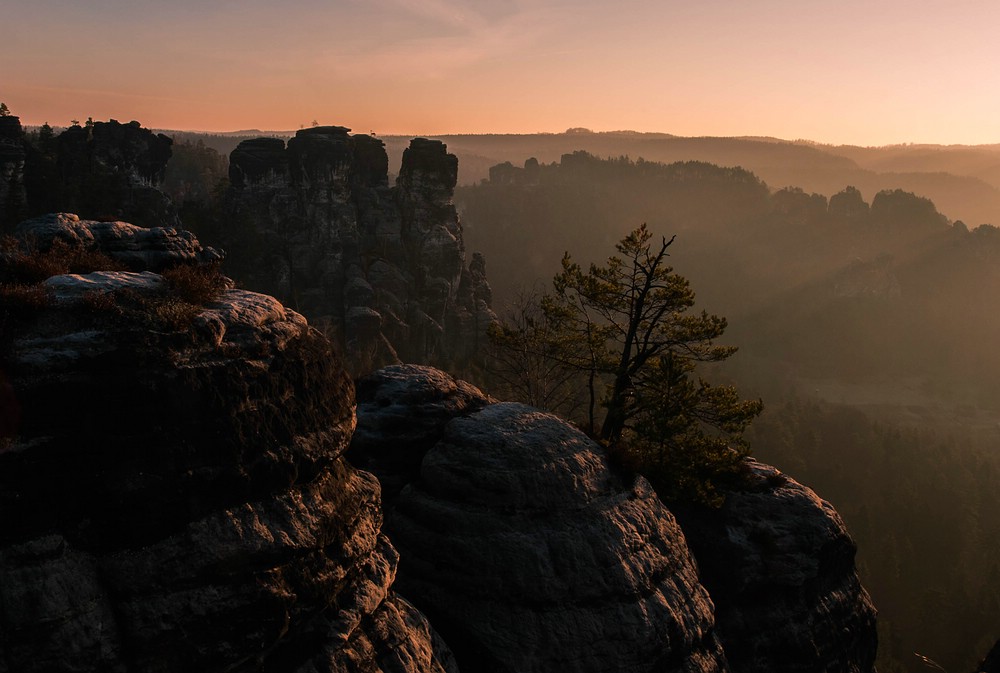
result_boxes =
[4,0,1000,145]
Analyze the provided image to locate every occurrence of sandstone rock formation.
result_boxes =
[0,217,455,673]
[671,460,878,673]
[53,119,178,228]
[3,210,879,673]
[353,366,728,673]
[349,364,493,505]
[226,127,496,373]
[978,640,1000,673]
[352,365,879,673]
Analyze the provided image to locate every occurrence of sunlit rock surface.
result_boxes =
[16,212,223,270]
[352,368,728,673]
[226,127,496,372]
[671,460,878,673]
[0,217,456,673]
[978,640,1000,673]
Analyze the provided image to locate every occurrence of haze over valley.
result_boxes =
[3,2,1000,672]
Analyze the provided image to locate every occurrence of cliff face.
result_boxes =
[351,365,879,673]
[226,127,496,373]
[0,215,455,673]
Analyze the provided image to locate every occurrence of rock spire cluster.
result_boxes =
[227,127,496,372]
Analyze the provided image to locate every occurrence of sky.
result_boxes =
[3,0,1000,146]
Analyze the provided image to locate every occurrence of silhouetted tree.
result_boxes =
[491,224,762,503]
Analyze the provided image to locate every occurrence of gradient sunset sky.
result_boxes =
[4,0,1000,145]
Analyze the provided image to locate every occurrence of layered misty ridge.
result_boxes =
[0,216,878,672]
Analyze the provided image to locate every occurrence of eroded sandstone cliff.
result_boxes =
[226,127,496,374]
[0,115,27,228]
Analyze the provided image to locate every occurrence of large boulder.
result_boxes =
[349,365,493,505]
[352,366,880,673]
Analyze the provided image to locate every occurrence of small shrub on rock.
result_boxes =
[161,263,230,305]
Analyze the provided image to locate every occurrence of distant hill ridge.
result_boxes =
[149,127,1000,227]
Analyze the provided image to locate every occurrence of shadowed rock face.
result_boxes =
[352,366,728,673]
[1,118,178,231]
[226,129,495,373]
[671,461,878,673]
[0,218,456,673]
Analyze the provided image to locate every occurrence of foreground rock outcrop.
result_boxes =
[671,462,878,673]
[0,216,455,673]
[226,127,496,372]
[352,366,727,673]
[352,366,878,673]
[14,212,223,271]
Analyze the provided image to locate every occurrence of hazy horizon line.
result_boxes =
[16,118,1000,151]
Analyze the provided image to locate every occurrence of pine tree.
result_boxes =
[490,224,762,503]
